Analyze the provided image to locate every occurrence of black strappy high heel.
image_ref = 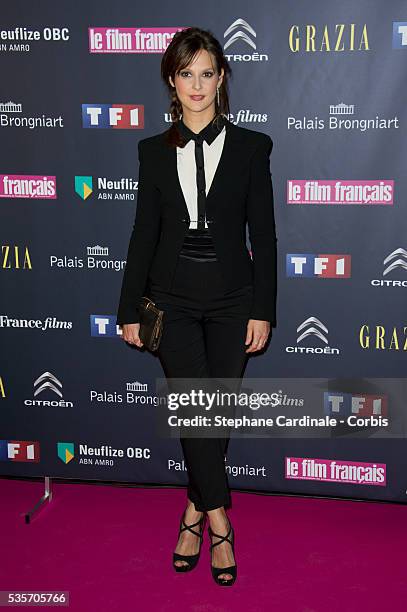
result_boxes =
[208,518,237,586]
[172,509,206,572]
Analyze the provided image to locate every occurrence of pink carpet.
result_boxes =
[0,478,406,611]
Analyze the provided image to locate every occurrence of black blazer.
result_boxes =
[116,117,277,326]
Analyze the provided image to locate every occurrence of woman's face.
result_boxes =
[169,49,224,116]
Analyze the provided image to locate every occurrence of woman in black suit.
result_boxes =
[117,27,276,586]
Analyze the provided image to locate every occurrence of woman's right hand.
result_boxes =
[121,323,144,348]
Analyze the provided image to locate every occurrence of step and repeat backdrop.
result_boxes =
[1,1,406,503]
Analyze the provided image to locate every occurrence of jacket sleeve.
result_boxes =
[246,134,277,325]
[116,139,161,326]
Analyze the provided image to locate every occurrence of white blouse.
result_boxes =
[176,125,226,229]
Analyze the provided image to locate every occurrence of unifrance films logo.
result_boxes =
[286,254,351,278]
[287,180,394,205]
[82,104,144,129]
[0,315,72,332]
[285,457,386,486]
[0,174,57,199]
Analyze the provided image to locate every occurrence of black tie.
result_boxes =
[192,133,206,230]
[177,116,226,230]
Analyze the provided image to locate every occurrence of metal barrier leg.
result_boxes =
[24,477,52,524]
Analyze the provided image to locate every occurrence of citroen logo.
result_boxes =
[296,317,329,344]
[33,371,63,398]
[383,248,407,276]
[224,19,257,50]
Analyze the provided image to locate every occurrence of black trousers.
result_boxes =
[148,255,253,512]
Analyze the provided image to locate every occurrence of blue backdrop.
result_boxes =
[1,1,406,503]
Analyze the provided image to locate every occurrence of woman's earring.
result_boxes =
[216,87,220,106]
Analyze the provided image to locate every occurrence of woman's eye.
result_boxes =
[179,71,214,78]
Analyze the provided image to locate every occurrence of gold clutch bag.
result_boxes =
[139,296,164,352]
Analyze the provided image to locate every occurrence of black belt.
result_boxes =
[179,227,218,262]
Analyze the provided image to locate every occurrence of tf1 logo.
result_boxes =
[82,104,144,128]
[324,392,388,416]
[90,315,122,337]
[0,440,40,462]
[392,22,407,49]
[286,254,351,278]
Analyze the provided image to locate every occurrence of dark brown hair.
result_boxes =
[161,27,232,147]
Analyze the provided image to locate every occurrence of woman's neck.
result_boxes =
[180,110,216,134]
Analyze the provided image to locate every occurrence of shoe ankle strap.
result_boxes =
[208,524,232,549]
[180,513,204,538]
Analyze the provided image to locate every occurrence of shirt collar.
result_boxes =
[177,114,227,146]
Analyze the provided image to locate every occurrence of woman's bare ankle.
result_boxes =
[207,506,229,529]
[186,499,203,517]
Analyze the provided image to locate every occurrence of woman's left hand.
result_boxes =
[245,319,271,353]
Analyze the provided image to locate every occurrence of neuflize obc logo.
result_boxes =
[58,442,74,464]
[75,176,93,200]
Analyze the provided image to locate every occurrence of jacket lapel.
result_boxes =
[206,119,240,218]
